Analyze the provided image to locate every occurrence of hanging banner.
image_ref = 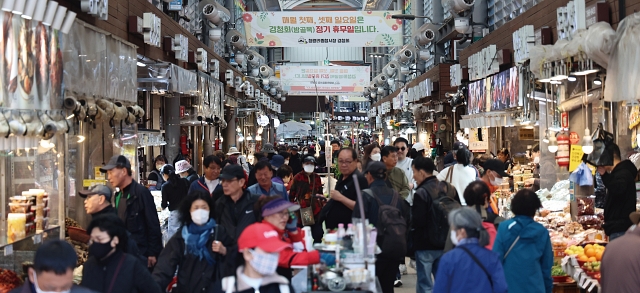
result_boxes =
[280,65,370,96]
[242,11,403,47]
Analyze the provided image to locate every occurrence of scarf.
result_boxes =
[182,219,217,265]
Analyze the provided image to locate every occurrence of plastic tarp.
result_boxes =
[277,120,311,136]
[604,13,640,102]
[170,64,198,95]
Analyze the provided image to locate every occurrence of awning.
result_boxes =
[459,111,518,128]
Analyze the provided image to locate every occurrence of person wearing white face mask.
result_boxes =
[15,239,97,293]
[147,155,167,190]
[480,159,509,214]
[153,191,231,293]
[81,214,162,293]
[210,223,294,293]
[289,156,325,243]
[433,207,508,293]
[362,144,381,169]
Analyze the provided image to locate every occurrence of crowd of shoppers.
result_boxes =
[34,137,640,293]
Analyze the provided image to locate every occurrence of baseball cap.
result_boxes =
[483,159,509,177]
[219,164,246,180]
[289,145,298,151]
[303,156,316,164]
[270,155,285,168]
[364,161,387,179]
[412,142,425,152]
[261,198,300,217]
[175,160,192,174]
[227,147,241,155]
[238,223,292,253]
[100,155,131,172]
[78,184,113,201]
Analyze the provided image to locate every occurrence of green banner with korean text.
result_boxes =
[243,11,403,47]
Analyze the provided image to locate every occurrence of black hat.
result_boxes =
[483,159,509,177]
[290,145,298,151]
[219,164,246,180]
[364,161,387,179]
[100,155,131,172]
[303,156,316,164]
[78,184,113,201]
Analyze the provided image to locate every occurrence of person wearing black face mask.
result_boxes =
[81,214,162,293]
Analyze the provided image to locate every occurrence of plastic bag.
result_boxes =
[569,162,594,186]
[577,197,595,216]
[529,45,551,78]
[605,12,640,102]
[582,22,616,68]
[577,214,603,230]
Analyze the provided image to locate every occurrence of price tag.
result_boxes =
[33,234,42,244]
[573,268,582,281]
[570,256,579,267]
[587,280,598,292]
[4,244,13,256]
[579,274,588,288]
[561,257,568,266]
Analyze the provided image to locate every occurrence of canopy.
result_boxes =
[276,121,312,137]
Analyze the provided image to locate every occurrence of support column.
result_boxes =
[225,111,237,149]
[164,95,181,164]
[203,126,213,157]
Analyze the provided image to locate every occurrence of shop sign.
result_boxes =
[468,45,499,81]
[143,13,162,47]
[95,167,104,180]
[280,65,370,95]
[173,34,189,61]
[518,128,535,140]
[569,145,584,172]
[180,106,185,118]
[569,131,580,144]
[585,2,610,28]
[83,179,107,187]
[242,11,403,47]
[561,112,569,128]
[469,128,489,151]
[168,0,182,11]
[433,123,438,133]
[513,25,535,64]
[557,0,586,41]
[450,64,462,87]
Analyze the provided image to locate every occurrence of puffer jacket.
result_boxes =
[121,181,163,258]
[82,250,161,293]
[493,215,553,293]
[153,226,231,293]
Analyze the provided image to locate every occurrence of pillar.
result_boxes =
[224,112,237,150]
[203,125,213,157]
[164,95,181,164]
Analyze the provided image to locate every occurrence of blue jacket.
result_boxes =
[434,238,508,293]
[247,182,288,201]
[493,215,553,293]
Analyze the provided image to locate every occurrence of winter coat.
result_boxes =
[601,226,640,292]
[82,250,161,293]
[89,205,146,266]
[10,282,97,293]
[118,181,163,258]
[385,167,410,199]
[493,215,553,293]
[601,160,637,235]
[147,170,165,190]
[208,267,294,293]
[188,177,224,204]
[247,182,288,201]
[153,226,230,293]
[261,221,320,279]
[289,172,323,217]
[411,176,457,251]
[288,153,303,175]
[186,170,200,185]
[434,238,508,293]
[161,178,190,211]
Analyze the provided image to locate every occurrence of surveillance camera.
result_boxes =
[281,97,286,102]
[454,17,471,34]
[416,28,435,46]
[235,77,245,91]
[370,83,379,91]
[371,92,377,98]
[445,92,457,98]
[245,50,265,67]
[383,61,401,78]
[387,78,395,86]
[226,30,247,52]
[270,88,277,95]
[235,53,246,65]
[259,65,274,78]
[203,2,230,27]
[262,78,270,86]
[443,0,475,13]
[374,74,387,86]
[363,87,371,95]
[418,49,431,61]
[395,45,415,64]
[250,68,259,77]
[377,87,384,94]
[277,93,282,98]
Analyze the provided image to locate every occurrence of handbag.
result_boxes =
[296,174,317,226]
[445,166,454,184]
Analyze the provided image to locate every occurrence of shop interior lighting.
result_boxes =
[573,58,600,76]
[12,0,26,14]
[582,129,593,154]
[246,135,253,141]
[2,0,15,11]
[405,126,417,134]
[255,135,262,141]
[136,61,146,67]
[60,11,76,34]
[547,132,558,153]
[238,135,244,142]
[32,0,46,21]
[236,126,241,132]
[567,76,577,82]
[51,5,66,30]
[77,135,86,143]
[42,1,58,26]
[21,0,36,18]
[593,77,602,85]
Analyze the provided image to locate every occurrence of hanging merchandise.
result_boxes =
[586,124,615,166]
[605,12,640,102]
[556,131,570,167]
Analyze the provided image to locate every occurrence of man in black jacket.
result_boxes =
[597,143,637,241]
[101,155,163,268]
[78,184,146,265]
[288,146,303,175]
[325,148,369,230]
[353,162,410,293]
[215,164,260,276]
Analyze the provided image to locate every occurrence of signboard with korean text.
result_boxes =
[242,11,403,47]
[280,66,370,96]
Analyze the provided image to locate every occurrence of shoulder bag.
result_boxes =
[458,246,493,290]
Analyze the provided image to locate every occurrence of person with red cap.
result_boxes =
[209,223,296,293]
[256,196,334,280]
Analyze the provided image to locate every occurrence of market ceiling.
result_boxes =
[253,0,388,11]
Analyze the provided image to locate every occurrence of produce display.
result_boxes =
[565,244,606,262]
[65,217,88,266]
[551,265,568,277]
[0,268,22,293]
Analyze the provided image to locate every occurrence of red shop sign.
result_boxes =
[569,131,580,145]
[561,112,569,129]
[433,123,438,132]
[179,106,185,118]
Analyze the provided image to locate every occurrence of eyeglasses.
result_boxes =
[398,147,406,151]
[338,160,354,165]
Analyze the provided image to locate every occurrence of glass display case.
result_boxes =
[0,135,65,250]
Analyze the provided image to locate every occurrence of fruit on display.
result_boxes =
[583,261,601,272]
[551,265,567,277]
[565,244,606,261]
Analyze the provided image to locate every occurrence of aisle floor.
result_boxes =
[394,258,418,293]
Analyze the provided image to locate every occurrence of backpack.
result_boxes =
[363,189,407,260]
[420,181,461,248]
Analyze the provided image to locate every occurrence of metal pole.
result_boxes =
[164,95,181,164]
